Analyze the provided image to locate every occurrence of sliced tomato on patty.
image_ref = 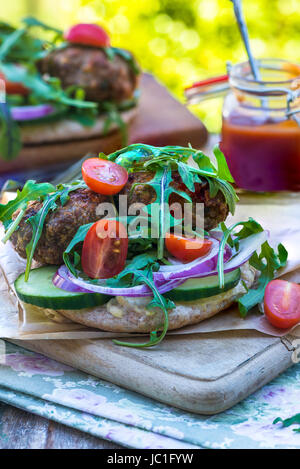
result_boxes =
[82,219,128,279]
[82,158,128,195]
[264,279,300,329]
[0,71,29,95]
[165,233,213,263]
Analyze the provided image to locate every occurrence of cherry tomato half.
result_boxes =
[64,23,110,48]
[165,234,213,263]
[82,219,128,279]
[0,71,29,96]
[82,158,128,195]
[264,279,300,329]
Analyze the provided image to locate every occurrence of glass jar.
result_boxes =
[220,59,300,192]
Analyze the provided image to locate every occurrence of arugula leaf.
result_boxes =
[22,17,63,36]
[108,143,238,214]
[0,21,47,63]
[66,107,97,127]
[25,192,60,281]
[107,144,238,262]
[157,167,170,259]
[127,236,154,258]
[0,103,22,160]
[0,179,55,230]
[1,63,97,110]
[104,47,140,75]
[142,166,192,259]
[274,414,300,432]
[63,229,172,348]
[0,22,15,35]
[206,176,238,215]
[0,18,103,160]
[218,218,288,316]
[0,16,62,63]
[102,102,128,146]
[177,161,197,192]
[2,208,26,244]
[192,150,217,176]
[63,223,93,276]
[238,241,288,316]
[24,181,86,280]
[107,253,159,288]
[113,269,174,348]
[0,27,27,62]
[213,145,235,182]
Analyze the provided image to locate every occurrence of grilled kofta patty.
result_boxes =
[37,45,139,104]
[10,188,108,265]
[120,172,229,231]
[10,171,228,265]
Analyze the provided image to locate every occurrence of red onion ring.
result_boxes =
[53,265,185,298]
[154,238,222,282]
[11,104,55,121]
[154,231,267,282]
[53,231,267,298]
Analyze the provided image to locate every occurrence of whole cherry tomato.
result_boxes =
[264,279,300,329]
[64,23,110,48]
[82,158,128,196]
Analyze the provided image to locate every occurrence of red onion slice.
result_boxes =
[154,230,267,282]
[11,104,55,121]
[53,231,267,299]
[154,238,221,282]
[158,238,220,273]
[53,265,185,298]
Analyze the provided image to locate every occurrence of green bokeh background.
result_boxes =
[2,0,300,132]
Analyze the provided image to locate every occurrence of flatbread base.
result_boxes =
[0,108,137,173]
[20,107,137,145]
[53,263,256,333]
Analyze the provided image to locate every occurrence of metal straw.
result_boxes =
[230,0,261,81]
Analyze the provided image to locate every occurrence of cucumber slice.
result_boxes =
[164,268,241,302]
[15,266,110,310]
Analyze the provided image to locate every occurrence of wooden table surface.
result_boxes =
[0,403,122,449]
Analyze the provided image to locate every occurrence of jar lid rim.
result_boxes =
[230,58,300,86]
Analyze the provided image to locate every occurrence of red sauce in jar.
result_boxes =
[221,115,300,192]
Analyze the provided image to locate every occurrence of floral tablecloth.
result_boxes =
[0,341,299,449]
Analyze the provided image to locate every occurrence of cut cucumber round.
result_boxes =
[15,266,111,310]
[164,268,241,302]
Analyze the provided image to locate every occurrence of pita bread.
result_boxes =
[56,263,256,332]
[0,107,138,172]
[0,211,256,334]
[21,107,138,144]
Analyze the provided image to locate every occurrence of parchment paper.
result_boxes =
[0,191,300,340]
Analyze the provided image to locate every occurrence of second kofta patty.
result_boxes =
[120,171,229,231]
[10,188,108,265]
[37,45,139,104]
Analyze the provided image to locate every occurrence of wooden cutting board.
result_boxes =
[0,74,208,173]
[11,330,296,415]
